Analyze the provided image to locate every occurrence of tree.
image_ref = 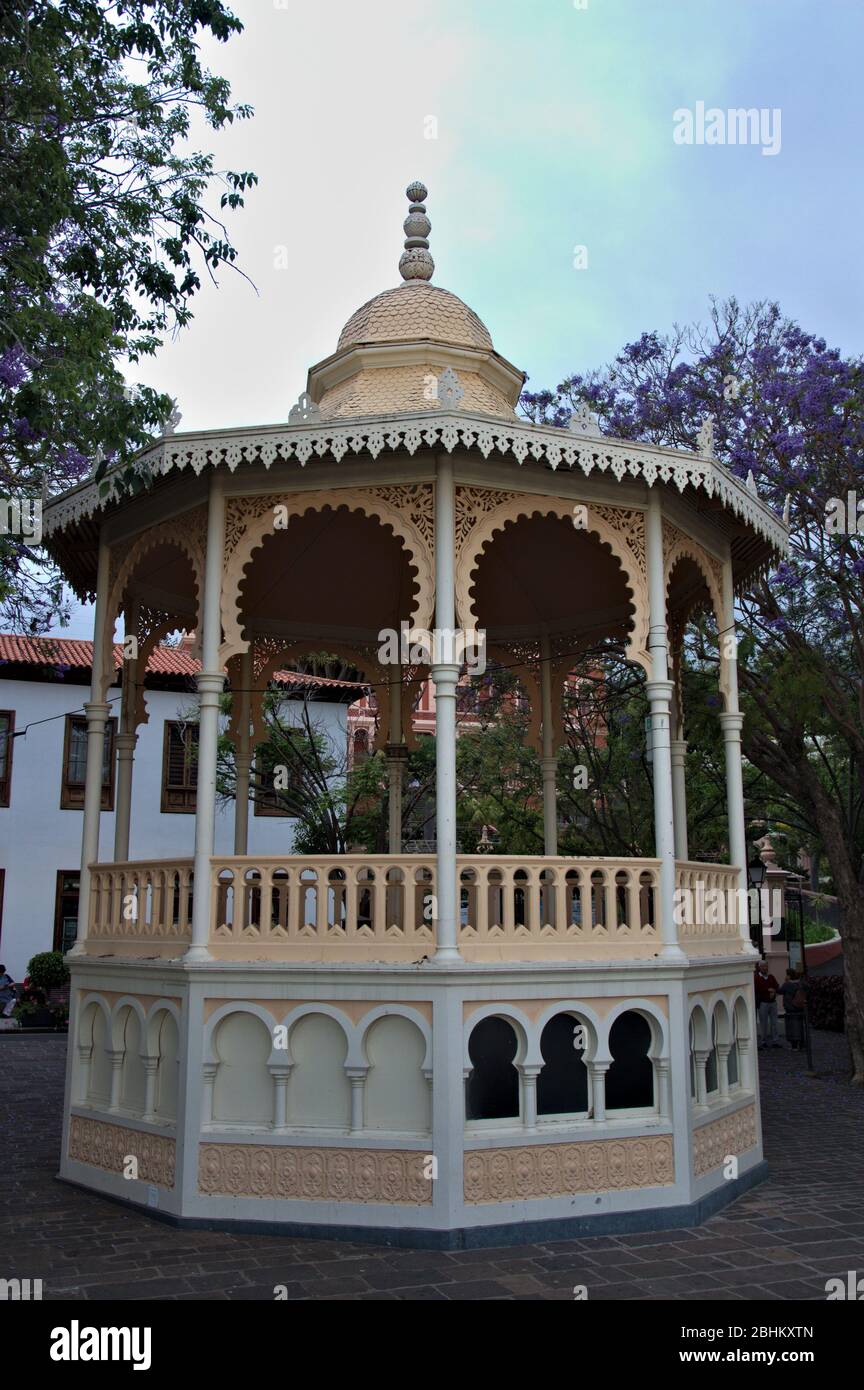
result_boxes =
[214,686,438,857]
[0,0,256,628]
[523,299,864,1081]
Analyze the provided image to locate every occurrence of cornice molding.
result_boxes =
[42,410,789,555]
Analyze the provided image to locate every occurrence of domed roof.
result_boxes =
[306,182,525,422]
[337,282,494,354]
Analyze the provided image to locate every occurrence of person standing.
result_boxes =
[754,961,781,1049]
[0,964,16,1018]
[779,969,809,1050]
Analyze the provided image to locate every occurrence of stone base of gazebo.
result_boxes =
[60,926,764,1245]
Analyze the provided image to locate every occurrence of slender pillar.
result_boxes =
[386,660,405,854]
[670,738,689,861]
[694,1048,709,1106]
[107,1048,124,1112]
[657,1058,672,1120]
[718,549,751,944]
[347,1069,366,1131]
[141,1056,159,1123]
[270,1066,291,1131]
[539,632,558,856]
[522,1066,540,1129]
[233,647,252,855]
[201,1062,218,1126]
[432,455,461,962]
[645,492,686,960]
[716,1042,731,1099]
[187,475,227,960]
[590,1061,609,1122]
[113,598,139,862]
[72,535,112,955]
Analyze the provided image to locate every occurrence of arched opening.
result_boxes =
[79,1002,111,1107]
[469,513,636,650]
[212,1011,271,1125]
[287,1013,350,1128]
[465,1016,520,1122]
[706,1011,719,1096]
[117,1006,146,1115]
[236,506,420,650]
[537,1012,590,1116]
[153,1011,179,1121]
[364,1015,430,1133]
[606,1011,655,1110]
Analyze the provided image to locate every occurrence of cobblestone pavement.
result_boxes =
[2,1032,862,1301]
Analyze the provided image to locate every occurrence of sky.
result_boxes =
[58,0,864,634]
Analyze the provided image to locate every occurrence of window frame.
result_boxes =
[161,719,199,814]
[60,714,116,811]
[0,709,13,807]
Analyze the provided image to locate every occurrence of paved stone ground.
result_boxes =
[2,1032,862,1301]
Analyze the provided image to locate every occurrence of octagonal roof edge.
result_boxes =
[42,407,789,557]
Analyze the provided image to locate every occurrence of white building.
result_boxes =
[0,634,360,977]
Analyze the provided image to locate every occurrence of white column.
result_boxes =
[386,660,405,854]
[716,1042,731,1099]
[670,738,689,862]
[113,599,138,862]
[113,734,136,862]
[540,632,558,856]
[187,475,227,961]
[657,1058,672,1120]
[270,1066,291,1131]
[694,1048,709,1106]
[719,549,751,944]
[347,1069,366,1131]
[71,535,112,955]
[522,1066,540,1129]
[201,1062,218,1126]
[432,455,461,962]
[645,492,686,960]
[590,1061,609,1122]
[142,1056,159,1123]
[233,647,252,856]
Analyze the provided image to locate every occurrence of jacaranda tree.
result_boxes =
[0,0,256,628]
[522,298,864,1082]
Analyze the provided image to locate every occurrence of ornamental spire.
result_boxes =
[399,181,434,282]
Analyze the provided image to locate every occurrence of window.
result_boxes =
[253,741,293,818]
[53,871,80,954]
[0,711,13,806]
[161,721,199,813]
[61,715,115,810]
[352,728,370,765]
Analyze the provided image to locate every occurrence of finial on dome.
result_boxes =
[399,181,434,282]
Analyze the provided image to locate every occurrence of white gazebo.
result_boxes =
[43,183,785,1245]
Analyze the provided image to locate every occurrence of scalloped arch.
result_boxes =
[485,643,542,754]
[247,639,390,751]
[455,496,651,675]
[219,490,434,666]
[664,534,728,707]
[102,523,204,701]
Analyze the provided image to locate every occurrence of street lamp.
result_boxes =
[747,855,766,954]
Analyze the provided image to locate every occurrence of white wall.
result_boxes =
[0,676,349,977]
